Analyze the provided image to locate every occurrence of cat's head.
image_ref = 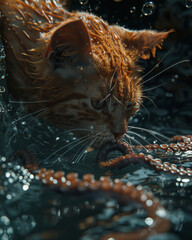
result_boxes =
[41,14,172,143]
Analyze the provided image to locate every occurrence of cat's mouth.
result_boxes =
[96,140,130,162]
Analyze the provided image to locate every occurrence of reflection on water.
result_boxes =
[0,0,192,240]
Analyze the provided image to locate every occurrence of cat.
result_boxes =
[0,0,172,143]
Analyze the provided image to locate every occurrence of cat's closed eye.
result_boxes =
[91,99,105,110]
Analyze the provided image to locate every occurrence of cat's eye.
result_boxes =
[91,99,105,110]
[126,102,135,111]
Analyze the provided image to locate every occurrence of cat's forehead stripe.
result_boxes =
[79,15,139,102]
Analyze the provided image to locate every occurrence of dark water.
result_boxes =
[0,0,192,240]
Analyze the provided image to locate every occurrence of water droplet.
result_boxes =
[6,194,12,200]
[1,157,6,162]
[145,217,154,226]
[186,0,192,8]
[142,1,156,16]
[0,216,10,226]
[130,6,136,13]
[23,185,29,191]
[2,234,9,240]
[7,227,13,234]
[5,172,11,178]
[146,199,153,206]
[156,207,167,218]
[79,0,88,5]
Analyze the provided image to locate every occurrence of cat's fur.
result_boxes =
[0,0,171,141]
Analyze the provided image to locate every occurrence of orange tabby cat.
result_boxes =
[0,0,171,141]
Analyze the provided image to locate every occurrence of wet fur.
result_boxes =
[0,0,171,141]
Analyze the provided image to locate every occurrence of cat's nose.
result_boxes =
[112,132,125,140]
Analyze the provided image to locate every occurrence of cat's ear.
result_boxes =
[46,19,91,67]
[112,26,173,59]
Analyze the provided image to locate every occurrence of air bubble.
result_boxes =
[186,0,192,8]
[79,0,88,5]
[142,1,156,16]
[130,6,136,13]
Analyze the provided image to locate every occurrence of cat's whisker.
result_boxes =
[139,102,150,119]
[9,99,49,104]
[127,130,151,145]
[11,107,49,125]
[65,128,99,133]
[99,69,117,104]
[26,108,51,125]
[142,83,166,92]
[95,133,104,148]
[72,141,89,164]
[74,133,101,163]
[72,134,99,163]
[122,137,135,152]
[123,134,136,149]
[99,93,111,104]
[110,69,117,90]
[128,125,169,142]
[110,82,117,92]
[122,135,131,145]
[141,59,190,85]
[63,116,95,122]
[122,135,132,146]
[45,135,90,161]
[142,48,173,79]
[81,131,104,163]
[113,95,123,105]
[141,95,157,108]
[96,133,107,151]
[125,133,148,151]
[59,135,93,160]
